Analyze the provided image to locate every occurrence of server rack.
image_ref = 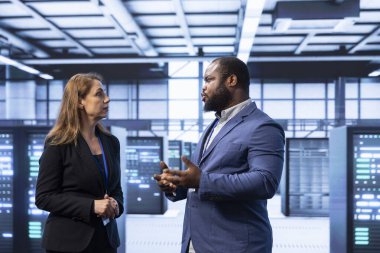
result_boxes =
[0,126,50,253]
[168,140,183,170]
[330,126,380,253]
[126,136,167,214]
[282,138,329,216]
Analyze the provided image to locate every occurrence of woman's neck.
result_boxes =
[80,117,98,141]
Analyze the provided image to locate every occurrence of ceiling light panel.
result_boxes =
[150,38,186,46]
[0,3,30,17]
[134,15,177,27]
[186,14,237,26]
[90,48,136,55]
[190,27,236,37]
[126,0,175,14]
[302,45,343,52]
[144,28,183,37]
[47,17,113,29]
[38,40,75,48]
[80,39,131,47]
[0,18,47,29]
[65,29,122,39]
[254,36,304,44]
[182,0,240,13]
[192,37,235,45]
[252,45,298,52]
[26,1,102,16]
[311,35,363,44]
[16,30,63,39]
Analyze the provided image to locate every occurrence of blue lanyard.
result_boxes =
[95,136,109,193]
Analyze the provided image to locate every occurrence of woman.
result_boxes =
[36,73,124,253]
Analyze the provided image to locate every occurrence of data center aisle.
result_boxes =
[126,195,329,253]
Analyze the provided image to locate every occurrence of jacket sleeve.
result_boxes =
[35,144,94,223]
[165,187,188,202]
[109,136,124,218]
[198,122,285,201]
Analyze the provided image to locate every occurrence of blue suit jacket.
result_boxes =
[168,102,285,253]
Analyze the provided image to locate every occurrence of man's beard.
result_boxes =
[204,83,232,112]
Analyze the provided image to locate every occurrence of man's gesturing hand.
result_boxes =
[153,161,177,193]
[161,156,201,188]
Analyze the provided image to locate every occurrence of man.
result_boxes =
[154,57,285,253]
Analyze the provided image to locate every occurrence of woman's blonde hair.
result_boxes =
[46,73,108,145]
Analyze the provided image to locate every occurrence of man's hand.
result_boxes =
[161,156,201,188]
[153,161,177,193]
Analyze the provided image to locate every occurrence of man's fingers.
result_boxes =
[181,156,195,168]
[153,174,161,181]
[160,161,169,170]
[164,175,181,185]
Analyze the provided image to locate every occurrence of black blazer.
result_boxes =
[35,129,124,252]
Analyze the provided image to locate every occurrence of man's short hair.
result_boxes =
[212,57,250,91]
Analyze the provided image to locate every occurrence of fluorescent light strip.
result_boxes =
[0,55,53,80]
[368,69,380,77]
[237,0,266,63]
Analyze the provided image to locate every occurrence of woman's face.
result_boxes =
[80,80,110,121]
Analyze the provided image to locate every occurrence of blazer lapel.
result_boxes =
[195,118,219,165]
[200,102,257,165]
[76,133,106,193]
[97,131,113,189]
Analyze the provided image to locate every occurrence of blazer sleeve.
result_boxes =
[198,122,285,201]
[35,144,94,223]
[165,187,188,202]
[108,136,124,218]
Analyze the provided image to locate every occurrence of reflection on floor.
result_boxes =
[126,195,329,253]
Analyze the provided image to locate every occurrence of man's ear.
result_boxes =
[227,74,238,87]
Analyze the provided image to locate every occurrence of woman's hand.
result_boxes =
[94,194,118,219]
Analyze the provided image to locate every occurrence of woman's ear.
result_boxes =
[78,102,84,109]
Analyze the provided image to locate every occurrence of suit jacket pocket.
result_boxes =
[210,205,249,253]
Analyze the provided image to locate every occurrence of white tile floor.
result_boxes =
[126,195,329,253]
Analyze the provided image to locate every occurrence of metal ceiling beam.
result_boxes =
[172,0,196,56]
[9,0,93,56]
[100,0,158,56]
[21,55,380,65]
[295,32,316,55]
[90,0,144,55]
[0,27,49,58]
[348,26,380,54]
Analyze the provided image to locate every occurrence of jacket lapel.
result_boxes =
[76,133,106,193]
[195,118,219,165]
[97,131,113,190]
[199,102,257,165]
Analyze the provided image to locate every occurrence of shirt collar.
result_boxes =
[216,98,252,123]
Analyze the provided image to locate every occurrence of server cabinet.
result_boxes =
[0,132,14,253]
[126,137,167,214]
[0,127,50,253]
[168,140,183,170]
[281,138,329,216]
[330,126,380,253]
